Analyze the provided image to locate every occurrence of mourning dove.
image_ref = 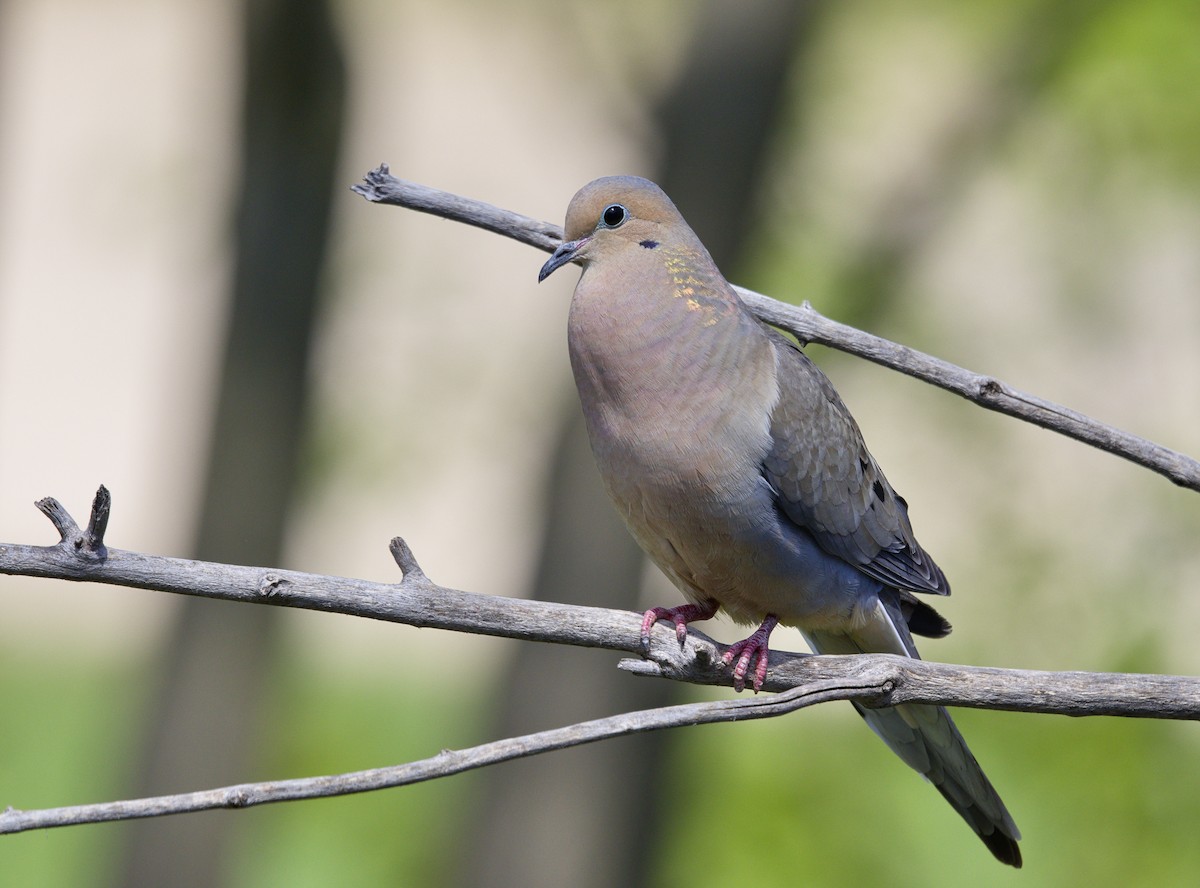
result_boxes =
[538,176,1021,867]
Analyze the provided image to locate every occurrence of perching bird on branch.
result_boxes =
[538,176,1021,867]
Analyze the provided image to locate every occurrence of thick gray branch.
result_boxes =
[3,490,1197,713]
[352,165,1200,493]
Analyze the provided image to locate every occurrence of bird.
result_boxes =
[537,175,1022,867]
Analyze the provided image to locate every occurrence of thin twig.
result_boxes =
[82,485,111,558]
[0,679,859,834]
[352,165,1200,492]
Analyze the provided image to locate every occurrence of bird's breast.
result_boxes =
[567,284,777,487]
[567,269,787,579]
[567,282,874,627]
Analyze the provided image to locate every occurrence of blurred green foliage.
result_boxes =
[3,0,1198,885]
[5,659,1200,886]
[0,657,145,886]
[1053,0,1200,182]
[653,704,1200,887]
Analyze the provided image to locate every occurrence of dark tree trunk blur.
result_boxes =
[115,2,345,886]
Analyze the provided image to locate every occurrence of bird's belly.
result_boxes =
[602,451,873,632]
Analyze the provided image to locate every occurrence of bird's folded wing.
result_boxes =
[761,330,949,596]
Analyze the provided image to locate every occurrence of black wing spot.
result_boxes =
[872,479,887,501]
[639,239,659,249]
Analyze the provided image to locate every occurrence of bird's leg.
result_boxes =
[722,615,780,692]
[640,598,720,647]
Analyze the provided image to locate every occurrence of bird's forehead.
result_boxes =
[562,175,682,240]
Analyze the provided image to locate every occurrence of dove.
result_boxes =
[537,175,1021,866]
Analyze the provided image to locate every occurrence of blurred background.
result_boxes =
[1,0,1199,885]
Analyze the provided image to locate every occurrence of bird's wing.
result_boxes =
[761,329,949,595]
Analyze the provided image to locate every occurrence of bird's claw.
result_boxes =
[722,639,769,692]
[721,615,780,692]
[640,599,720,649]
[640,606,688,648]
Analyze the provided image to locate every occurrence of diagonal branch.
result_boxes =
[351,166,1200,493]
[0,679,859,835]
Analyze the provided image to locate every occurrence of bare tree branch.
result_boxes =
[2,488,1198,834]
[3,489,1199,834]
[0,680,861,835]
[351,165,1200,493]
[4,488,1198,713]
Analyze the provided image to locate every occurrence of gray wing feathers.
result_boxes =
[762,331,949,596]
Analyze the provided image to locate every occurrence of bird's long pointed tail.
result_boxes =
[803,599,1022,868]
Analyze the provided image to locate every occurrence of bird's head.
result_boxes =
[537,176,688,283]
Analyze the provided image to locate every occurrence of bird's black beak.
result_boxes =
[538,237,589,283]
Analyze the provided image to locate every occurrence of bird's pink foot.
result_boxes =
[722,615,780,692]
[640,599,719,647]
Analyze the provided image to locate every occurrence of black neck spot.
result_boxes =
[639,239,659,250]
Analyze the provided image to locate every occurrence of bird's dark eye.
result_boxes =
[600,203,628,228]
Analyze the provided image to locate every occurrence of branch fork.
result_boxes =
[34,485,110,562]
